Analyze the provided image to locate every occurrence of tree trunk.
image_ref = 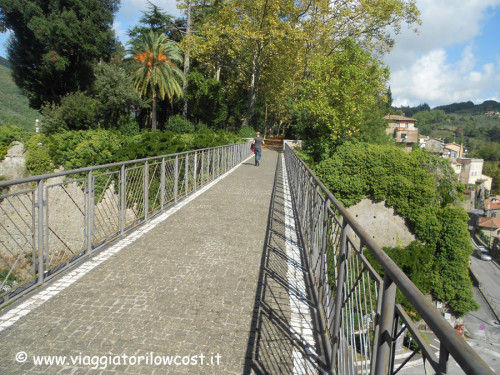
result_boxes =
[215,65,221,81]
[263,102,268,138]
[152,90,157,131]
[182,0,191,119]
[242,44,262,128]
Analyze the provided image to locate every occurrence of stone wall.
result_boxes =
[347,199,416,249]
[0,142,29,192]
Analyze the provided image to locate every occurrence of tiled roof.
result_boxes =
[385,115,416,121]
[478,216,500,229]
[485,201,500,211]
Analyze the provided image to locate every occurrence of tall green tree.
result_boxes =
[132,31,184,131]
[0,0,119,109]
[296,38,390,159]
[189,0,419,130]
[128,1,181,41]
[92,62,144,129]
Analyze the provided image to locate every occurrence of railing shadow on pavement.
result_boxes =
[243,153,327,375]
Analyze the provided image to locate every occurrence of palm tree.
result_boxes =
[132,31,184,131]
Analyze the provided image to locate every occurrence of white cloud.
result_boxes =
[385,0,500,107]
[390,47,500,107]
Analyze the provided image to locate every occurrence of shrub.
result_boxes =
[165,115,195,133]
[41,92,101,133]
[238,126,256,139]
[25,134,52,176]
[117,116,141,137]
[43,130,125,170]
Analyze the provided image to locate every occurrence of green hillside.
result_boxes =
[0,56,39,131]
[393,101,500,194]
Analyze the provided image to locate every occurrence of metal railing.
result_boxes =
[284,144,492,375]
[0,142,251,309]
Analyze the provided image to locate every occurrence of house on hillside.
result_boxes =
[448,158,492,209]
[385,115,419,151]
[443,142,465,159]
[478,216,500,246]
[419,137,444,154]
[485,196,500,217]
[456,158,486,186]
[449,159,462,176]
[485,111,500,117]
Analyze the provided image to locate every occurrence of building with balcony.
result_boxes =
[385,115,419,151]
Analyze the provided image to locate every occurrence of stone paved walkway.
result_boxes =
[0,149,322,374]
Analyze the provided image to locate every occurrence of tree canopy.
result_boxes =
[0,0,119,109]
[1,0,420,134]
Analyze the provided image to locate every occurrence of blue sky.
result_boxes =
[1,0,499,108]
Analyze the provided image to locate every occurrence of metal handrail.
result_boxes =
[283,143,492,375]
[0,141,251,309]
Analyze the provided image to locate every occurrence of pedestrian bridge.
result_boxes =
[0,142,493,374]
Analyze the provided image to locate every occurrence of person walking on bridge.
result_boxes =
[252,132,264,166]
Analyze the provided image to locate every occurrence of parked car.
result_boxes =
[475,247,492,261]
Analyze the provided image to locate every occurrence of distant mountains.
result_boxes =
[0,56,39,130]
[394,100,500,117]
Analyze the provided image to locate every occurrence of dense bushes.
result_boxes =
[164,115,195,133]
[19,129,241,175]
[1,123,242,178]
[238,126,256,138]
[41,92,102,133]
[312,142,477,316]
[24,134,52,176]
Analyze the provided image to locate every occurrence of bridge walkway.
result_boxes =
[0,149,322,374]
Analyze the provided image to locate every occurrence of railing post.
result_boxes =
[161,158,165,210]
[36,180,44,284]
[331,220,350,371]
[185,153,189,197]
[371,282,385,374]
[375,274,397,375]
[439,342,450,374]
[144,161,149,221]
[217,148,220,176]
[174,156,179,203]
[320,198,330,304]
[86,170,94,255]
[209,149,213,181]
[194,151,198,191]
[201,151,205,186]
[311,186,320,256]
[31,190,36,276]
[120,165,125,234]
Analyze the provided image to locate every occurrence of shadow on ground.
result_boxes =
[243,153,325,374]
